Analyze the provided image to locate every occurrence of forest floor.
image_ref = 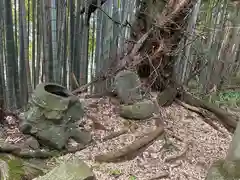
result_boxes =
[72,93,232,180]
[2,93,233,180]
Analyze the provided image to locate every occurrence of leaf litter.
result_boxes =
[2,94,232,180]
[70,95,232,180]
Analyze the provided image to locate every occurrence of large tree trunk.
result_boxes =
[72,0,195,94]
[71,0,239,134]
[115,0,194,91]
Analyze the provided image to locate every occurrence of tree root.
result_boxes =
[102,128,128,142]
[175,99,226,134]
[156,87,237,133]
[148,171,169,180]
[85,114,107,131]
[157,86,178,107]
[0,141,60,159]
[164,142,189,163]
[179,91,237,132]
[0,140,89,159]
[222,85,240,90]
[94,125,164,162]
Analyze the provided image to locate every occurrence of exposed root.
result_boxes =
[164,142,189,163]
[179,91,237,132]
[0,141,59,158]
[175,99,226,134]
[102,128,128,142]
[157,87,178,107]
[148,171,169,180]
[85,114,107,131]
[94,125,164,162]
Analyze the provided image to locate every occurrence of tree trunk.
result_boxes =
[51,0,58,83]
[0,0,5,109]
[114,0,195,91]
[4,0,18,109]
[36,0,41,85]
[19,0,32,99]
[32,0,36,88]
[73,0,196,94]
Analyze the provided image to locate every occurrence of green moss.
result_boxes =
[8,158,25,180]
[209,159,240,179]
[109,169,122,176]
[200,90,240,108]
[214,159,229,178]
[129,175,137,180]
[0,154,45,180]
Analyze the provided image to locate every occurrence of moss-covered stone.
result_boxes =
[0,154,46,180]
[35,157,96,180]
[19,83,91,150]
[114,70,142,104]
[206,121,240,180]
[119,100,155,120]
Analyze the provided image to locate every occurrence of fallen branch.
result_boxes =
[94,125,164,162]
[72,75,106,94]
[157,0,191,28]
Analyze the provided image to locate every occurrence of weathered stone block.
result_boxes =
[114,70,142,104]
[119,100,155,120]
[19,83,91,150]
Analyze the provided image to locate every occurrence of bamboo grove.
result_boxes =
[0,0,240,110]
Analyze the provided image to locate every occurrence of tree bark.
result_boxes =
[72,0,196,93]
[114,0,195,91]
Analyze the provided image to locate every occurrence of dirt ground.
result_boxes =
[72,95,232,180]
[3,94,232,180]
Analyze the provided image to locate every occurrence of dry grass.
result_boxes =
[69,95,232,180]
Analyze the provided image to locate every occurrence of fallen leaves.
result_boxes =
[75,96,232,180]
[95,125,164,163]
